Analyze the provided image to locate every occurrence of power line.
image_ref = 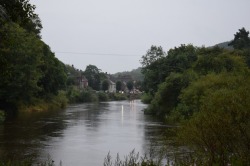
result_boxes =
[55,51,142,57]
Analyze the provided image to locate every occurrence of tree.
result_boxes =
[141,44,197,95]
[146,71,197,117]
[0,0,42,36]
[102,80,109,91]
[0,22,43,105]
[178,73,250,165]
[38,43,67,97]
[228,27,250,50]
[84,65,101,91]
[140,46,167,94]
[140,45,165,67]
[126,81,134,91]
[116,81,122,91]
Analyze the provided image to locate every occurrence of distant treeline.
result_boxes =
[140,28,250,165]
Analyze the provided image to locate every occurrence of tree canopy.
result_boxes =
[141,28,250,165]
[0,0,42,36]
[228,27,250,50]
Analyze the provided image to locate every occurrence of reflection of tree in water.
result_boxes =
[0,109,67,162]
[65,102,110,131]
[142,117,178,162]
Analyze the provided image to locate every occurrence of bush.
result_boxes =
[79,90,98,103]
[66,86,81,103]
[108,93,127,101]
[177,73,250,165]
[141,93,153,104]
[50,90,68,109]
[98,92,109,102]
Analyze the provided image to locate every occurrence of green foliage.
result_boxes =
[141,44,197,95]
[104,149,163,166]
[141,93,153,104]
[108,93,127,101]
[195,48,246,75]
[66,86,98,103]
[140,46,168,94]
[113,93,127,101]
[116,81,122,91]
[66,86,80,103]
[84,65,102,91]
[141,29,250,164]
[38,44,67,97]
[126,81,134,91]
[147,71,197,117]
[50,91,68,109]
[102,79,109,91]
[113,67,144,82]
[1,0,42,36]
[64,64,83,87]
[79,90,98,103]
[228,27,250,50]
[0,22,43,105]
[178,73,250,165]
[166,44,197,73]
[140,46,166,67]
[98,92,109,101]
[175,70,249,120]
[0,21,68,113]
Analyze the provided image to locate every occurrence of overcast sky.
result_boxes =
[30,0,250,74]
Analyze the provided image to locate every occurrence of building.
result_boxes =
[108,80,116,93]
[77,75,88,89]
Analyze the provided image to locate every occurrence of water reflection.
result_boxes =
[0,100,167,165]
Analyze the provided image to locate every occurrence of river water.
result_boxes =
[0,100,167,165]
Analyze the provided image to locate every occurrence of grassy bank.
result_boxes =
[17,91,68,113]
[66,86,129,103]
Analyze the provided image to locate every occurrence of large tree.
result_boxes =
[38,44,67,97]
[84,65,101,91]
[0,22,43,105]
[228,27,250,50]
[140,46,166,94]
[126,81,134,91]
[102,80,109,91]
[0,0,42,36]
[116,81,122,91]
[141,44,197,95]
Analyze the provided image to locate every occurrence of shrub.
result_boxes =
[141,93,153,104]
[98,92,109,102]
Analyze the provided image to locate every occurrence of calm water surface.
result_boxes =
[0,100,166,165]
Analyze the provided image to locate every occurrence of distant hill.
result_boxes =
[112,67,143,81]
[210,41,234,50]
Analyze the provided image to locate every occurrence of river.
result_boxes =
[0,100,167,165]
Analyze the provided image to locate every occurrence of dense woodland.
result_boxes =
[0,0,250,165]
[140,28,250,165]
[0,0,68,114]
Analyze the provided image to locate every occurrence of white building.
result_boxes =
[108,80,116,93]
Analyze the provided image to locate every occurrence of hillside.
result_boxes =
[112,67,143,81]
[211,41,234,50]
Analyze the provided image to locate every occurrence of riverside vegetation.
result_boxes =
[1,1,250,165]
[139,28,250,165]
[0,1,130,122]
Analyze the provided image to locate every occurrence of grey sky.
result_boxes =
[30,0,250,74]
